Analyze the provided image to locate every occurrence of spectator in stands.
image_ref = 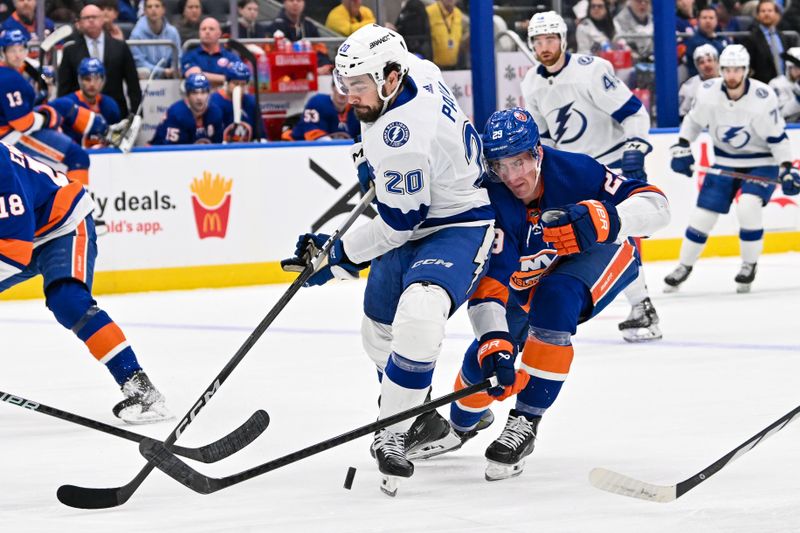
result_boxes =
[175,0,202,44]
[685,6,730,77]
[613,0,654,60]
[426,0,464,69]
[390,0,432,60]
[130,0,181,79]
[677,0,697,33]
[781,1,800,32]
[267,0,334,74]
[47,0,82,24]
[117,0,140,24]
[679,44,719,117]
[57,4,142,116]
[211,61,259,143]
[325,0,375,37]
[742,0,799,83]
[0,1,13,23]
[1,0,54,43]
[282,78,359,141]
[181,16,239,86]
[97,0,126,41]
[576,0,616,53]
[770,47,800,121]
[151,73,224,144]
[715,0,743,32]
[237,0,266,38]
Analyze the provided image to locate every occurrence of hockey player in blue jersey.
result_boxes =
[0,141,172,424]
[411,108,670,481]
[283,78,360,141]
[0,29,91,185]
[283,24,494,496]
[150,73,223,145]
[210,61,258,143]
[50,58,124,149]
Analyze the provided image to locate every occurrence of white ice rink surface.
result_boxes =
[1,254,799,533]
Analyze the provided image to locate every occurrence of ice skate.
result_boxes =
[663,264,693,293]
[112,371,173,425]
[408,409,494,460]
[484,410,539,481]
[735,262,756,293]
[618,297,662,342]
[371,429,413,497]
[405,409,452,459]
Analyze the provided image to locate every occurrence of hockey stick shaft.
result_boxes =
[226,39,264,140]
[0,389,269,463]
[140,377,498,494]
[692,165,780,185]
[57,188,376,509]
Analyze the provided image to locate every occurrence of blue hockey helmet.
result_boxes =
[78,57,106,78]
[0,29,29,49]
[482,107,542,181]
[225,61,251,82]
[184,73,211,93]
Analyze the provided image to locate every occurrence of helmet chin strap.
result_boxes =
[377,71,405,116]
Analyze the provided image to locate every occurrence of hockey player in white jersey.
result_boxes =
[769,47,800,122]
[283,24,495,496]
[666,44,800,293]
[520,11,661,342]
[679,44,720,118]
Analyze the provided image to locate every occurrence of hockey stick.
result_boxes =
[691,165,781,185]
[108,58,166,153]
[589,403,800,503]
[23,25,74,96]
[139,377,498,495]
[232,84,242,125]
[1,389,269,463]
[39,24,74,55]
[225,39,264,141]
[57,187,376,509]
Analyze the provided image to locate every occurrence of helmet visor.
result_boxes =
[333,70,378,96]
[484,149,540,183]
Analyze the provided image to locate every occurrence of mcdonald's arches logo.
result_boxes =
[190,172,233,239]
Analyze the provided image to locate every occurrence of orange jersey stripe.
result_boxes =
[19,135,65,163]
[72,107,93,134]
[67,168,89,186]
[590,242,635,303]
[0,238,33,266]
[453,373,495,410]
[521,336,574,375]
[627,184,665,198]
[470,276,509,305]
[85,323,128,361]
[72,220,88,283]
[9,112,35,132]
[34,181,84,237]
[303,129,328,141]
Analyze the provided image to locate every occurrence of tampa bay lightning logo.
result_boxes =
[577,55,594,65]
[703,80,714,88]
[546,101,588,144]
[755,87,769,99]
[383,122,410,148]
[716,125,751,149]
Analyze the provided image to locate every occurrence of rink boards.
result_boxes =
[2,130,799,300]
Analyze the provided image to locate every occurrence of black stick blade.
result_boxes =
[186,409,270,463]
[56,485,125,509]
[140,438,217,495]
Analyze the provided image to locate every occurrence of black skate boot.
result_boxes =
[484,409,539,481]
[372,429,413,497]
[663,264,693,292]
[735,262,757,293]
[112,371,172,424]
[618,297,662,343]
[406,409,452,459]
[407,409,494,460]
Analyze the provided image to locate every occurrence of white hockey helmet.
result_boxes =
[692,43,719,67]
[334,24,409,104]
[784,46,800,69]
[719,44,750,69]
[527,11,568,53]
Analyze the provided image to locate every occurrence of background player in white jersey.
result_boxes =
[769,47,800,122]
[666,44,800,293]
[679,44,720,118]
[283,24,494,496]
[520,11,661,343]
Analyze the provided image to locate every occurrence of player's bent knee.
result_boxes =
[391,282,451,363]
[362,317,392,370]
[688,207,719,234]
[45,280,95,329]
[736,194,764,230]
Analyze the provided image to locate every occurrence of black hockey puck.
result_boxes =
[344,467,356,490]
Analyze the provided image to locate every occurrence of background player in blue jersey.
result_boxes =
[150,73,223,145]
[0,29,91,186]
[210,61,258,143]
[0,141,172,424]
[283,78,360,141]
[412,109,670,481]
[50,58,124,149]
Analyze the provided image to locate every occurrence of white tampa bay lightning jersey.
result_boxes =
[520,53,650,166]
[680,78,792,168]
[342,54,492,265]
[678,75,707,118]
[768,75,800,121]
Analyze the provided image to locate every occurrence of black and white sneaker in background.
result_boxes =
[484,409,539,482]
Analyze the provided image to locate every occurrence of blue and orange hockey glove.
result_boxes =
[476,331,529,398]
[541,200,621,256]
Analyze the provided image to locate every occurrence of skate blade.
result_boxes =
[662,284,680,294]
[736,283,752,294]
[620,327,663,343]
[118,404,175,425]
[407,430,463,460]
[380,475,403,497]
[485,459,526,482]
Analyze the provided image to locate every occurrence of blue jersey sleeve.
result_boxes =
[291,94,337,141]
[0,67,37,130]
[99,95,122,124]
[0,148,37,273]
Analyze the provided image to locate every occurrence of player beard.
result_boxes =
[537,49,562,67]
[353,103,382,123]
[724,78,744,91]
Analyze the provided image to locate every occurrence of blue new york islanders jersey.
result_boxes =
[150,99,223,145]
[287,93,360,141]
[0,141,95,283]
[50,92,122,147]
[0,63,37,138]
[210,89,258,132]
[470,146,664,311]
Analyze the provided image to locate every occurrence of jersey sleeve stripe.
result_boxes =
[375,200,429,232]
[9,112,35,132]
[303,129,328,141]
[0,238,34,268]
[766,132,789,144]
[610,95,643,124]
[626,184,666,198]
[72,107,93,133]
[34,181,85,237]
[470,276,509,306]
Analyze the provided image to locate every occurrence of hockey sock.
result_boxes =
[45,280,142,385]
[622,267,649,306]
[737,194,764,264]
[679,228,708,267]
[380,352,435,433]
[516,333,574,418]
[739,229,764,264]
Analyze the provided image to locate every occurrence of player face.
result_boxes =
[79,73,105,99]
[336,70,400,123]
[696,56,719,80]
[186,89,209,115]
[3,44,28,69]
[788,64,800,83]
[531,34,562,67]
[489,151,542,202]
[721,66,746,90]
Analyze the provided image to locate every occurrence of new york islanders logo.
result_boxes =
[383,122,410,148]
[546,101,588,144]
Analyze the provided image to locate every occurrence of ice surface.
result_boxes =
[1,255,799,533]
